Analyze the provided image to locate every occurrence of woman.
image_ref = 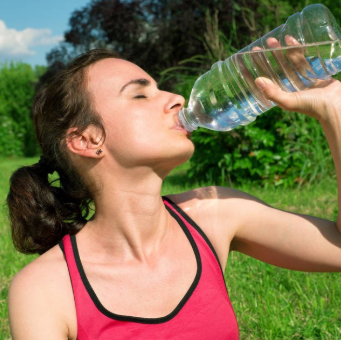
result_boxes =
[7,48,341,339]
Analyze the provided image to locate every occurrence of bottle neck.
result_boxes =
[178,108,198,132]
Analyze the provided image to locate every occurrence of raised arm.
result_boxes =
[230,77,341,271]
[173,77,341,272]
[256,77,341,230]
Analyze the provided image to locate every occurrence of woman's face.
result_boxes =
[86,58,194,172]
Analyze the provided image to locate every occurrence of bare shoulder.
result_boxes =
[167,185,266,204]
[9,244,77,339]
[11,244,65,286]
[166,185,267,219]
[166,186,266,268]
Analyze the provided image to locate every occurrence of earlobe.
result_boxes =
[66,126,104,159]
[96,148,103,156]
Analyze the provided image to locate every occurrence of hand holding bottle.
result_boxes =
[252,34,341,122]
[249,36,315,91]
[238,35,314,109]
[255,75,341,124]
[179,3,341,132]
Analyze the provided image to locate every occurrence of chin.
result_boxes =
[152,146,194,178]
[171,145,195,167]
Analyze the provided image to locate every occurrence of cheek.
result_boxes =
[102,103,183,164]
[121,109,165,146]
[104,116,167,161]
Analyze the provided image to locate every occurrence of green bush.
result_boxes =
[188,109,333,188]
[0,62,45,157]
[0,115,25,157]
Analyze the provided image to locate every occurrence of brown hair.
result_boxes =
[7,49,121,255]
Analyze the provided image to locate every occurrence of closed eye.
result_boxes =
[134,95,147,99]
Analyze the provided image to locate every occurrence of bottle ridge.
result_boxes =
[179,4,341,132]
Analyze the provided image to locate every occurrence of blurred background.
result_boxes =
[1,1,341,339]
[1,0,341,187]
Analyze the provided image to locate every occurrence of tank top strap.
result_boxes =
[162,196,238,336]
[59,234,78,278]
[59,234,109,339]
[59,234,87,295]
[162,196,224,275]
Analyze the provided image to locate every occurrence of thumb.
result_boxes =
[255,77,299,111]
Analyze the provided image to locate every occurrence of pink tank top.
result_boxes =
[60,197,239,339]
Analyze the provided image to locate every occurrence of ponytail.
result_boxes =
[7,161,90,254]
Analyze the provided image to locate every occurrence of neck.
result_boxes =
[80,165,173,262]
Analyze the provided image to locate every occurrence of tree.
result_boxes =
[44,0,261,88]
[45,0,341,84]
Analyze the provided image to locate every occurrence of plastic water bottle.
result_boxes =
[178,3,341,132]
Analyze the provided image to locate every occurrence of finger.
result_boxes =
[266,38,306,91]
[255,77,300,111]
[284,35,316,78]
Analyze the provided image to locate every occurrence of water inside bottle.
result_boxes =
[187,40,341,131]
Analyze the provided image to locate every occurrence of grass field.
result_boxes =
[1,157,341,339]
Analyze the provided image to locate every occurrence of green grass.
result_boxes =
[164,164,341,339]
[1,157,341,339]
[0,157,38,340]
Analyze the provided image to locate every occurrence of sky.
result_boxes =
[0,0,91,67]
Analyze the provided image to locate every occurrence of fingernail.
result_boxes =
[255,78,266,90]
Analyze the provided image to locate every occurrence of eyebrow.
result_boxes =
[119,78,151,94]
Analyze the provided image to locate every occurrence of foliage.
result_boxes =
[44,0,273,89]
[167,1,338,187]
[43,0,341,89]
[0,63,45,157]
[188,109,334,188]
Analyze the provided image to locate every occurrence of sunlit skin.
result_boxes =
[86,59,194,171]
[8,55,341,340]
[71,58,196,262]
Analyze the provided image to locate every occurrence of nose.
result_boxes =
[164,92,185,113]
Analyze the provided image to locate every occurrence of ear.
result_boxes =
[66,125,104,159]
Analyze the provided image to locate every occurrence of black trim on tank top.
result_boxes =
[70,205,202,324]
[162,196,226,279]
[58,240,65,254]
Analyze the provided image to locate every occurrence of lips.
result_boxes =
[171,114,192,136]
[173,113,185,129]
